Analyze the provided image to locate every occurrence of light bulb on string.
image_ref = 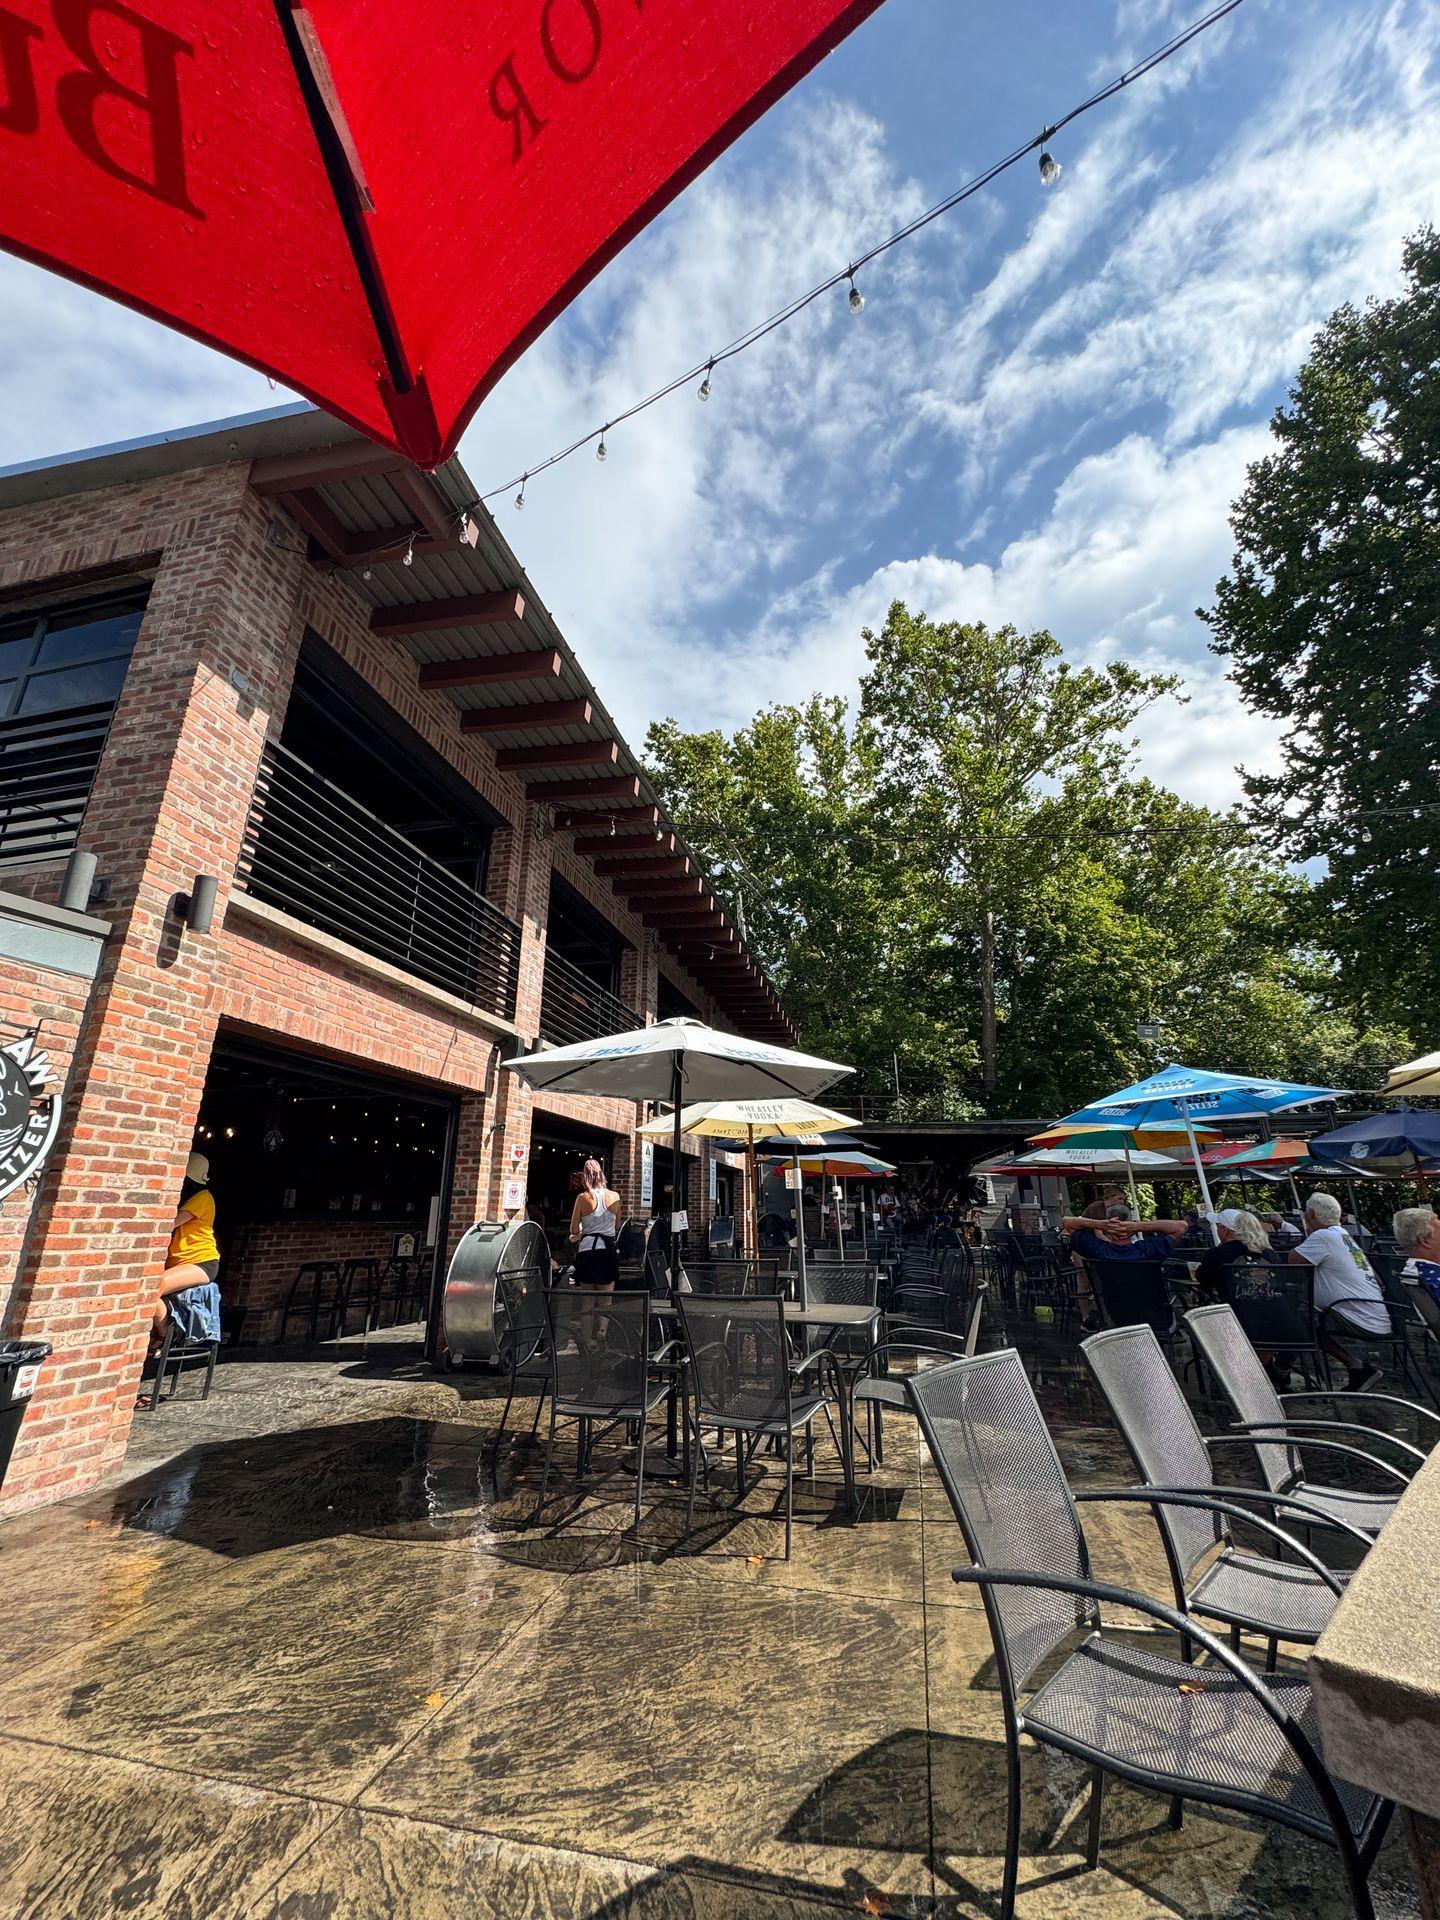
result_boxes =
[846,269,864,314]
[596,428,608,462]
[402,534,416,567]
[1038,132,1062,186]
[698,359,714,401]
[515,475,527,511]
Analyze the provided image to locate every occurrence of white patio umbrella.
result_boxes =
[1381,1051,1440,1098]
[637,1098,862,1265]
[507,1020,852,1287]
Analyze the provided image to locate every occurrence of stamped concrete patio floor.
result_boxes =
[0,1338,1419,1919]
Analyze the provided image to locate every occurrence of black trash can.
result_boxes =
[0,1340,52,1492]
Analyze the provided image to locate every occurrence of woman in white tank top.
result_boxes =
[570,1158,621,1289]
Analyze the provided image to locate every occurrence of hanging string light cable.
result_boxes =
[477,0,1247,506]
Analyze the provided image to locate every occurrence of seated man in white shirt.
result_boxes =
[1289,1190,1391,1391]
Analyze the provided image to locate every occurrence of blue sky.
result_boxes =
[0,0,1434,808]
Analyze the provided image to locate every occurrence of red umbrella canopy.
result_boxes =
[2,0,883,466]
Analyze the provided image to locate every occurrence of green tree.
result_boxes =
[643,696,976,1101]
[859,606,1179,1104]
[1205,227,1440,1030]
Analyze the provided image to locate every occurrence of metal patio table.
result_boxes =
[783,1300,884,1484]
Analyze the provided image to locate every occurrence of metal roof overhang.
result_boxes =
[0,405,790,1041]
[0,399,794,1044]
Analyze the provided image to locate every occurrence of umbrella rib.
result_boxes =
[273,0,417,402]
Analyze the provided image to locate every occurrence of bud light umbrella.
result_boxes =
[1308,1108,1440,1190]
[1057,1064,1347,1241]
[0,1,882,466]
[508,1021,851,1288]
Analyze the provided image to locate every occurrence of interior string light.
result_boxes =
[475,0,1246,509]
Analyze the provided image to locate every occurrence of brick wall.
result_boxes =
[0,953,95,1323]
[221,1217,428,1343]
[0,454,762,1514]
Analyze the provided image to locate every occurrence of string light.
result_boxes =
[846,269,864,314]
[596,428,608,462]
[402,534,416,568]
[475,0,1246,508]
[1038,131,1062,186]
[515,475,527,511]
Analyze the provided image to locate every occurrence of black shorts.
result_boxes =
[574,1244,619,1288]
[177,1258,220,1283]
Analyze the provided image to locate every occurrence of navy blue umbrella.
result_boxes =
[1307,1107,1440,1180]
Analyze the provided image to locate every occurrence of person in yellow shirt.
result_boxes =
[151,1150,223,1358]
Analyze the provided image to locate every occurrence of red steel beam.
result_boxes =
[461,699,591,734]
[372,590,526,636]
[532,776,640,803]
[249,443,401,492]
[593,853,689,877]
[573,832,674,856]
[494,740,617,772]
[419,651,561,691]
[555,804,657,831]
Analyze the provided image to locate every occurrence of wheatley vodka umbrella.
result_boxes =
[507,1021,852,1286]
[1057,1064,1346,1241]
[636,1098,863,1261]
[1380,1052,1440,1099]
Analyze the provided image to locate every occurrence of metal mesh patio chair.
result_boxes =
[1082,1258,1181,1340]
[1183,1304,1434,1537]
[908,1349,1393,1920]
[539,1289,670,1530]
[1081,1325,1369,1665]
[675,1293,827,1558]
[1216,1258,1329,1388]
[835,1323,971,1505]
[493,1257,555,1454]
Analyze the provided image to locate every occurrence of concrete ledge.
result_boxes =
[225,889,526,1043]
[0,885,111,979]
[1310,1440,1440,1819]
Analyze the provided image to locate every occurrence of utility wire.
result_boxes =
[479,0,1248,504]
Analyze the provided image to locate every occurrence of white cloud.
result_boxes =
[684,426,1285,809]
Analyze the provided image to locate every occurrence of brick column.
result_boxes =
[1,475,307,1511]
[480,801,551,1215]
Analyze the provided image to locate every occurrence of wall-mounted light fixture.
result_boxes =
[177,874,219,935]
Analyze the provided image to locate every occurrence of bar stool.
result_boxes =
[336,1257,385,1336]
[278,1260,344,1342]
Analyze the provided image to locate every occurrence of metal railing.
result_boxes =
[539,945,640,1047]
[238,740,522,1022]
[0,702,115,869]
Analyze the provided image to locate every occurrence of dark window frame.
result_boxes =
[0,584,149,870]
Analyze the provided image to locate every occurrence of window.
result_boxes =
[281,638,500,892]
[0,587,147,868]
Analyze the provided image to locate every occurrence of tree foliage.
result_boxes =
[646,606,1407,1119]
[1205,226,1440,1030]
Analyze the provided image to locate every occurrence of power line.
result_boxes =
[479,0,1248,506]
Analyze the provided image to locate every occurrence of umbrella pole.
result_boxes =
[793,1150,808,1305]
[749,1125,762,1262]
[1122,1143,1139,1213]
[1288,1172,1304,1217]
[1181,1099,1219,1243]
[670,1056,685,1289]
[836,1176,846,1258]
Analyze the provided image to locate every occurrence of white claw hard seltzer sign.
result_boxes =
[0,1032,63,1204]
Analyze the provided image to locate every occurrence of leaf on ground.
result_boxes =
[424,1691,444,1710]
